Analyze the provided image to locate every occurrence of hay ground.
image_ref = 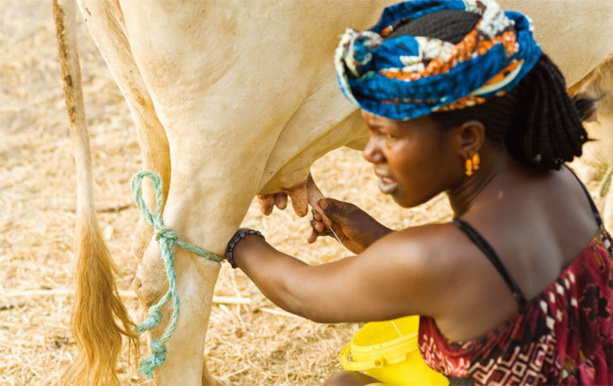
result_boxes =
[0,1,604,385]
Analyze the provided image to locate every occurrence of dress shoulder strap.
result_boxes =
[453,218,527,307]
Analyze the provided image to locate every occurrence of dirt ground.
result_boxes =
[0,1,606,386]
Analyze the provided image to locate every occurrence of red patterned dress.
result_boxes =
[419,208,613,385]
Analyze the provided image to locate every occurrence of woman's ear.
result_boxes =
[458,120,485,158]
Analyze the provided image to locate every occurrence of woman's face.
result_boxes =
[361,110,463,207]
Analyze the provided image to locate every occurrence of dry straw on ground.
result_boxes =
[0,1,605,385]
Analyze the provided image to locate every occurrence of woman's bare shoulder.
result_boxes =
[362,222,484,316]
[375,221,475,266]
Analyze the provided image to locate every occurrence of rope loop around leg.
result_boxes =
[130,170,224,378]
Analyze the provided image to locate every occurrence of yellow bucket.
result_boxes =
[339,316,449,386]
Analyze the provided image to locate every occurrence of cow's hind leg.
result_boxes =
[79,0,172,311]
[78,1,249,383]
[76,0,177,383]
[77,0,171,263]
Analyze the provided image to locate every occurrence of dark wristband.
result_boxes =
[225,229,265,269]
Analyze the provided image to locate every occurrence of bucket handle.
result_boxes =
[339,342,386,371]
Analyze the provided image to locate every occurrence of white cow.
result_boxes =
[52,0,613,385]
[569,54,613,229]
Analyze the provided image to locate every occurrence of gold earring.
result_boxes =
[465,158,473,177]
[472,153,480,172]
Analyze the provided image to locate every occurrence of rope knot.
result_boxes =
[138,339,168,378]
[149,339,168,357]
[154,226,178,242]
[135,309,163,332]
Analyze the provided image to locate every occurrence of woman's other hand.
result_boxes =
[308,198,392,254]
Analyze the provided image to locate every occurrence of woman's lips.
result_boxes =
[378,176,398,194]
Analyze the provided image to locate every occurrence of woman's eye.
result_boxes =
[386,133,398,141]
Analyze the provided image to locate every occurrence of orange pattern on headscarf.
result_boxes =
[433,59,522,112]
[380,20,518,83]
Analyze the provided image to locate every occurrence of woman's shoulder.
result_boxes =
[369,219,510,285]
[377,222,476,265]
[367,222,494,316]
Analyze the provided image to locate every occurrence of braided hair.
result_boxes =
[386,10,593,171]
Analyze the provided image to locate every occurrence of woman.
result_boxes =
[224,0,613,384]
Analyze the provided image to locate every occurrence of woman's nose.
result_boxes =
[363,135,384,164]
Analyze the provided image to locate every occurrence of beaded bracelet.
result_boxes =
[225,229,265,269]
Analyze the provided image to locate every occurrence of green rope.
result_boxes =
[130,170,224,379]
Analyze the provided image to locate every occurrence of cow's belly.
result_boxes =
[499,0,613,86]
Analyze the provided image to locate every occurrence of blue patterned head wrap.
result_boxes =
[335,0,542,120]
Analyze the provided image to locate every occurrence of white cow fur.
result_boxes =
[569,54,613,229]
[55,0,613,384]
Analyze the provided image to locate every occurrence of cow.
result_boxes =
[52,0,613,385]
[569,53,613,230]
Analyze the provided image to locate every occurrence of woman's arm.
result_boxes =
[232,225,449,323]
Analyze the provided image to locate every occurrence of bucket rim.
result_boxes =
[351,332,418,355]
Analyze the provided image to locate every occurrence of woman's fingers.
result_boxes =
[310,209,325,232]
[310,217,326,233]
[307,229,318,244]
[307,227,331,243]
[309,203,346,244]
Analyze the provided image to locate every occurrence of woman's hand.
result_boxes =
[308,198,392,254]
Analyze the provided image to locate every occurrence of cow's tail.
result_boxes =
[52,1,139,385]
